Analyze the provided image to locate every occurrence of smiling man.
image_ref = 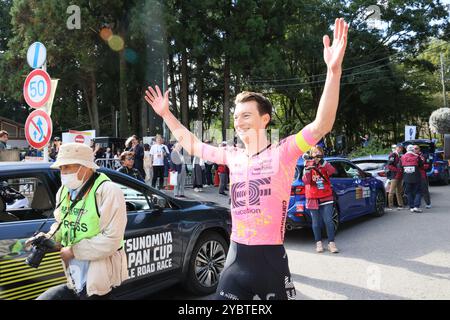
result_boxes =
[145,18,349,300]
[26,142,128,300]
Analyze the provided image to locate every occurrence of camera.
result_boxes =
[25,235,56,268]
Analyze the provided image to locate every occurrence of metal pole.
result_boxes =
[440,53,448,108]
[42,61,49,162]
[115,111,119,137]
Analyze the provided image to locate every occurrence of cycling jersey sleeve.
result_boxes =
[280,125,320,166]
[201,143,229,165]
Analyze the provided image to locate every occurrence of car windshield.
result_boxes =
[353,161,386,171]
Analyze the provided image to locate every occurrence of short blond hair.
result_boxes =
[310,145,324,155]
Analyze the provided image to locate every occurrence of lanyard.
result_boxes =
[64,185,93,245]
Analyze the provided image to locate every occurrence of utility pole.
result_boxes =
[440,53,448,108]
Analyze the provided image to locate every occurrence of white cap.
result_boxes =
[50,143,99,170]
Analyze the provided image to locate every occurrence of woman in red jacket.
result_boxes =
[302,146,338,253]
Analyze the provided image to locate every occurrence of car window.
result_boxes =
[353,161,386,171]
[329,162,350,178]
[115,182,151,212]
[342,162,363,179]
[0,176,54,222]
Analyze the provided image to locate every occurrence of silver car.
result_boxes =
[351,154,390,189]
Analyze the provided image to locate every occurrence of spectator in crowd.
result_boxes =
[414,145,432,209]
[203,140,214,186]
[49,137,62,161]
[387,144,405,210]
[360,133,370,148]
[113,149,122,170]
[401,145,424,213]
[192,155,205,192]
[302,146,339,253]
[117,151,144,182]
[0,130,9,150]
[129,135,145,179]
[150,134,170,189]
[162,137,170,184]
[104,147,113,160]
[143,143,153,186]
[217,142,228,195]
[170,142,187,198]
[93,144,103,159]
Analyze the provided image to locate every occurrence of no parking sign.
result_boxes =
[25,109,53,150]
[23,69,52,109]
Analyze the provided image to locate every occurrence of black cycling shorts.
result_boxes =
[215,241,296,300]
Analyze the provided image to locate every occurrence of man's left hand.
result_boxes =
[60,247,75,267]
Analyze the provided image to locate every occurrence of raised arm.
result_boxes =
[144,86,227,164]
[308,18,349,141]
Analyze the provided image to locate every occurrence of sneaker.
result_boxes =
[328,242,339,253]
[219,192,228,196]
[194,188,199,192]
[425,205,432,209]
[410,208,415,213]
[386,208,394,211]
[203,185,208,188]
[316,241,324,253]
[397,206,405,211]
[413,207,423,213]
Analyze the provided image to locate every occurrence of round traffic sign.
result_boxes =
[23,69,52,109]
[25,109,53,150]
[27,42,47,69]
[75,135,85,143]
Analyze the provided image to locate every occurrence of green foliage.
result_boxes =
[0,0,449,144]
[348,138,392,158]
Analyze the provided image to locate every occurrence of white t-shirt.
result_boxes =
[150,144,169,166]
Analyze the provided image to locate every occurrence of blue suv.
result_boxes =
[400,140,449,185]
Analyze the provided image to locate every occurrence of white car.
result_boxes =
[351,155,390,190]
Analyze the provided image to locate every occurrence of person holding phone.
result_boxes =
[302,146,338,253]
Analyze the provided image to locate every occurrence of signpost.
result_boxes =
[23,69,52,109]
[26,42,47,69]
[24,109,53,150]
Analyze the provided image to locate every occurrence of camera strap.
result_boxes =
[34,173,98,240]
[311,166,330,184]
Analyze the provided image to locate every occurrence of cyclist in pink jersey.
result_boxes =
[145,18,349,300]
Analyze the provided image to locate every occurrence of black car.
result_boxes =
[0,162,231,300]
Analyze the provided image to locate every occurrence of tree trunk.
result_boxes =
[223,56,230,141]
[196,57,204,139]
[82,72,100,134]
[119,48,129,137]
[90,72,100,135]
[169,53,178,117]
[180,50,189,128]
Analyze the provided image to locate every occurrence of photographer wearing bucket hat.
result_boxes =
[26,142,128,300]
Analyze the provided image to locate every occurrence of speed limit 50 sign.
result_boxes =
[23,69,52,109]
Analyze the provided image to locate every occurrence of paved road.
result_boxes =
[153,184,450,300]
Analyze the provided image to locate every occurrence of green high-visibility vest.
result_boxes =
[59,173,110,247]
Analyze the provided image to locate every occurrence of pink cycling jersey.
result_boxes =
[202,126,318,245]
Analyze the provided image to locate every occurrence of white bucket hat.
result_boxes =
[406,145,415,152]
[50,142,99,170]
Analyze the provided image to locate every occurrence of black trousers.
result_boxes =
[36,284,113,300]
[152,166,165,189]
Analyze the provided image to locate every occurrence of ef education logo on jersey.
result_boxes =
[231,178,271,209]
